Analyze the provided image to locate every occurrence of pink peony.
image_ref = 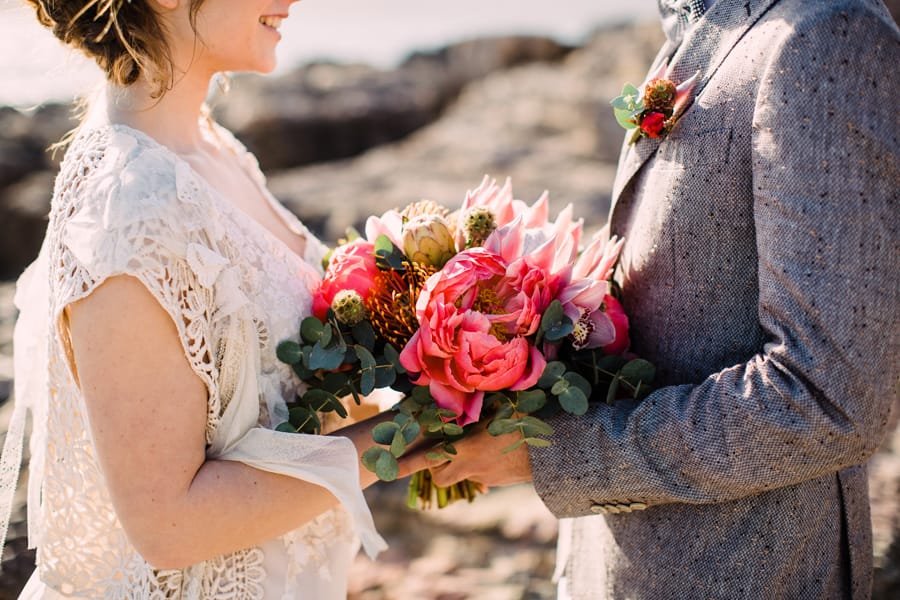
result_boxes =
[399,248,551,425]
[312,240,379,321]
[600,294,630,355]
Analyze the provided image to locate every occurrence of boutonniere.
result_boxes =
[611,61,699,144]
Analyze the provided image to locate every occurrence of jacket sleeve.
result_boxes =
[530,4,900,518]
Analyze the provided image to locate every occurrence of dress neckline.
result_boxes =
[89,121,321,278]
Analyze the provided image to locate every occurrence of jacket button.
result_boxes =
[590,504,608,514]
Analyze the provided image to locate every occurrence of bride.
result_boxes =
[0,0,426,597]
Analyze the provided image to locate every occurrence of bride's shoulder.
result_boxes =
[56,124,210,231]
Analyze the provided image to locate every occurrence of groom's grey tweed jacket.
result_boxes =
[529,0,900,598]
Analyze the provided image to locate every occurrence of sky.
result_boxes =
[0,0,658,107]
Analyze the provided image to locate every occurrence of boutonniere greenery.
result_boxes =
[612,60,699,144]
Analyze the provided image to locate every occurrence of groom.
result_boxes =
[427,0,900,597]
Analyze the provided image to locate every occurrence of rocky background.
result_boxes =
[1,15,899,600]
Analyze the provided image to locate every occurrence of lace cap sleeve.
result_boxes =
[51,128,233,440]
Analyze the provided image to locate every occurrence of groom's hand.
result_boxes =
[426,427,534,488]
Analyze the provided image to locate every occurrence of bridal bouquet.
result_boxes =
[277,177,655,508]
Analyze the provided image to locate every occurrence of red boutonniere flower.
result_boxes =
[611,60,699,144]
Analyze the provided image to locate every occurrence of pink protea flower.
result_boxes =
[398,248,553,425]
[312,240,379,321]
[456,177,562,249]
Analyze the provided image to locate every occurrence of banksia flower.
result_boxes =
[463,207,497,248]
[366,262,437,347]
[331,289,367,326]
[401,214,455,269]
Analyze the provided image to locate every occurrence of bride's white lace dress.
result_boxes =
[0,115,386,599]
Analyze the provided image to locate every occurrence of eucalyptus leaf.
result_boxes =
[390,429,407,458]
[442,423,464,436]
[375,451,400,481]
[300,318,324,344]
[606,375,620,405]
[524,437,553,448]
[384,344,406,374]
[309,343,345,370]
[488,418,519,436]
[620,359,656,385]
[276,341,303,365]
[362,447,383,472]
[614,108,638,130]
[611,95,631,110]
[374,364,397,388]
[437,408,459,419]
[563,372,592,397]
[551,379,570,396]
[374,234,394,255]
[329,397,349,419]
[373,421,399,445]
[493,401,515,421]
[289,406,319,432]
[520,416,555,437]
[411,386,432,405]
[516,389,547,414]
[402,421,421,444]
[502,438,526,453]
[538,362,567,388]
[319,324,333,347]
[540,300,565,332]
[559,387,589,416]
[360,369,376,395]
[354,346,377,370]
[544,319,575,342]
[322,372,349,395]
[443,443,458,456]
[351,322,376,351]
[275,421,296,433]
[597,354,627,373]
[426,451,447,462]
[291,362,314,380]
[301,388,338,409]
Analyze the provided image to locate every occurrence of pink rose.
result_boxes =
[312,240,379,321]
[399,248,548,425]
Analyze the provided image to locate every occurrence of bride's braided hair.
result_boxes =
[24,0,207,98]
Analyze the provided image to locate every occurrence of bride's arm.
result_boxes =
[66,274,408,570]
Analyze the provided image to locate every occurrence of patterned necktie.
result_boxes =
[658,0,708,44]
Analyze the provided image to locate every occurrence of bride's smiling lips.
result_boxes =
[259,13,288,39]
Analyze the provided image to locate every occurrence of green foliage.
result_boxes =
[374,234,407,271]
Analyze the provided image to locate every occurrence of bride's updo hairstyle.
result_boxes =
[24,0,207,98]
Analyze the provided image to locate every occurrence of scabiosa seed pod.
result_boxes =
[331,289,367,326]
[643,78,677,113]
[463,207,497,248]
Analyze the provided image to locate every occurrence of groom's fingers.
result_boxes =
[396,446,447,478]
[430,461,471,488]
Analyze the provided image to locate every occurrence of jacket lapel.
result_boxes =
[607,0,783,222]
